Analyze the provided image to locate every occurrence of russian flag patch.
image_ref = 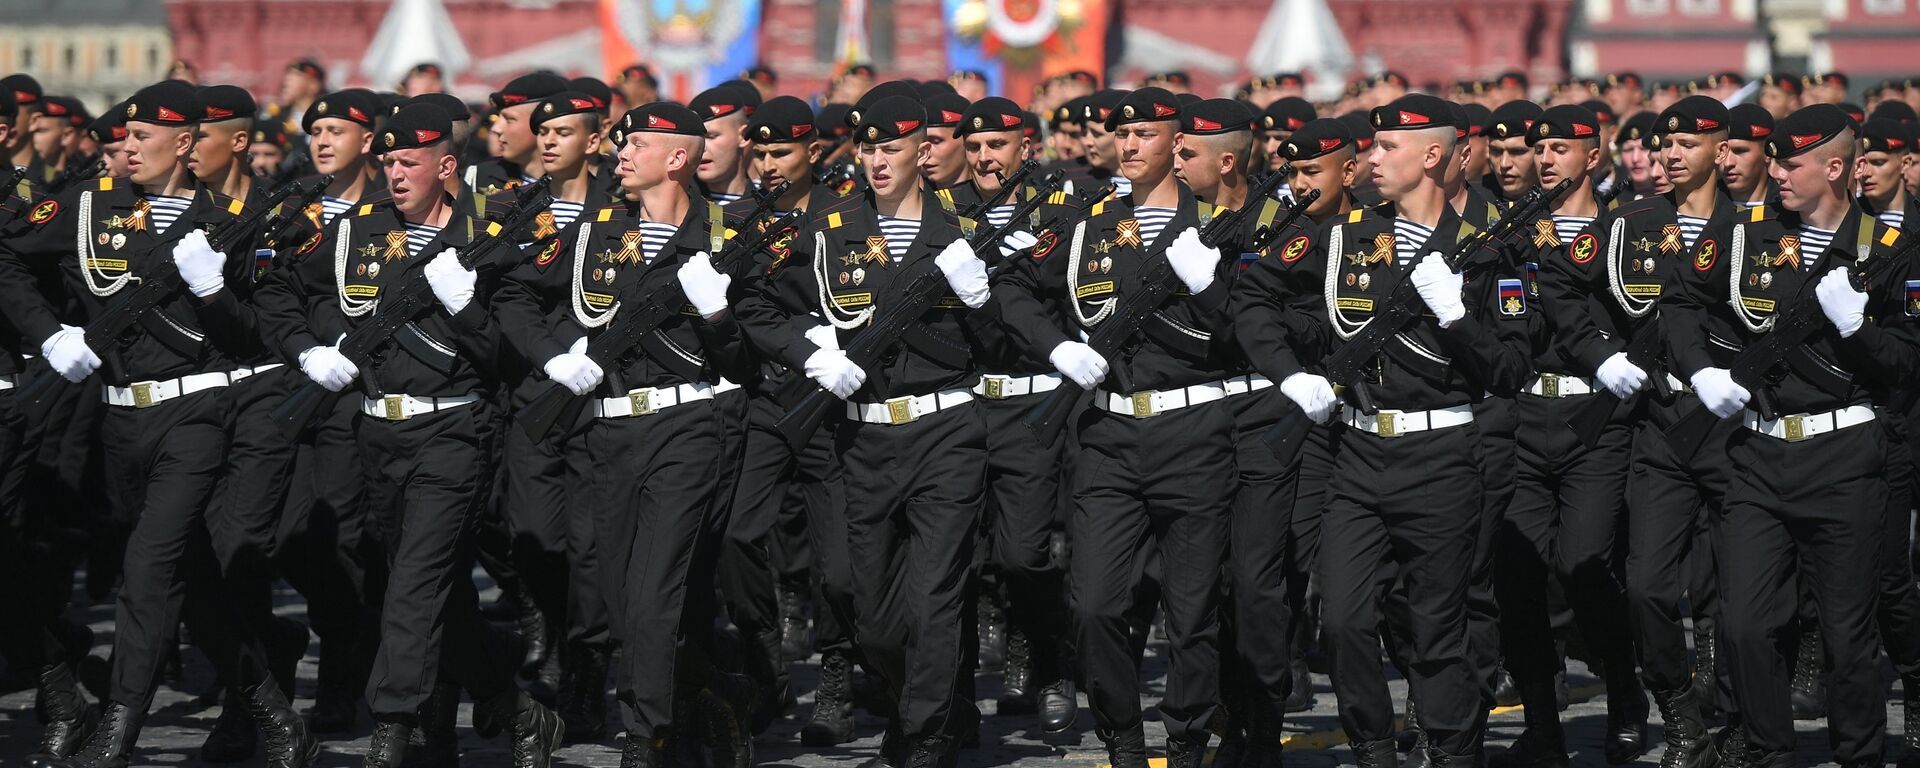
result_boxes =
[1499,278,1526,316]
[1906,280,1920,317]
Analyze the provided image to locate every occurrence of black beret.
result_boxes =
[716,79,764,108]
[815,103,853,139]
[1461,103,1492,137]
[1337,111,1375,150]
[1049,99,1082,128]
[1869,100,1916,124]
[1766,103,1851,159]
[1082,89,1126,126]
[0,87,11,121]
[490,72,569,110]
[124,81,200,126]
[408,62,442,78]
[1369,93,1453,132]
[530,91,601,132]
[1175,93,1203,108]
[1836,102,1865,124]
[1579,99,1615,126]
[956,96,1025,137]
[2,73,42,107]
[1446,101,1471,138]
[1487,99,1543,140]
[1181,98,1253,136]
[1811,72,1848,89]
[1105,87,1181,131]
[1020,111,1040,139]
[1494,71,1529,91]
[619,64,658,87]
[1728,103,1774,141]
[375,103,453,155]
[1527,104,1599,144]
[915,80,958,99]
[1616,111,1655,146]
[1703,72,1742,90]
[249,117,289,149]
[569,77,613,112]
[849,80,919,127]
[1280,118,1354,162]
[1656,95,1730,135]
[90,104,129,145]
[1062,70,1097,87]
[406,93,470,123]
[619,102,704,137]
[853,95,926,144]
[743,65,778,85]
[1266,72,1305,89]
[196,85,255,122]
[1149,71,1192,89]
[924,92,971,129]
[40,95,88,127]
[1861,118,1910,154]
[1605,72,1642,91]
[690,85,753,122]
[1373,71,1408,89]
[288,59,326,83]
[747,96,816,143]
[305,89,380,132]
[377,92,408,117]
[847,64,877,78]
[1761,73,1802,94]
[1258,96,1315,133]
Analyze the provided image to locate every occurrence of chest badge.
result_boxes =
[1660,224,1683,254]
[1113,219,1143,249]
[382,231,408,262]
[864,235,890,266]
[1370,233,1394,265]
[1532,219,1560,249]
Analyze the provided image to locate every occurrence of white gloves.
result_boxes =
[1690,367,1751,419]
[1412,252,1466,327]
[172,229,227,298]
[678,251,732,317]
[1595,352,1649,399]
[40,325,101,383]
[1279,372,1338,424]
[1166,227,1220,294]
[544,337,604,396]
[298,343,359,392]
[1048,341,1109,390]
[998,230,1039,259]
[805,324,840,352]
[1815,268,1867,339]
[804,348,867,399]
[424,248,476,315]
[935,239,992,309]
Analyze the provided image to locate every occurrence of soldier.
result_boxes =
[491,100,751,768]
[1485,100,1543,203]
[4,74,44,176]
[1759,74,1803,121]
[1258,97,1317,176]
[470,73,569,197]
[0,80,317,768]
[995,87,1235,768]
[1614,113,1658,201]
[1603,73,1646,123]
[1079,89,1130,196]
[400,63,445,97]
[921,92,972,191]
[690,84,758,204]
[248,119,292,180]
[31,96,83,175]
[1485,104,1649,768]
[301,90,385,229]
[1858,118,1917,229]
[615,65,659,113]
[1665,103,1916,768]
[257,103,564,768]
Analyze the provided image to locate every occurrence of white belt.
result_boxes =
[1741,405,1875,442]
[0,373,15,391]
[359,393,483,421]
[973,373,1063,400]
[1342,403,1476,437]
[1098,380,1229,419]
[1223,373,1275,397]
[231,363,284,382]
[848,388,974,425]
[1524,373,1597,398]
[712,378,743,396]
[103,371,239,408]
[594,382,714,418]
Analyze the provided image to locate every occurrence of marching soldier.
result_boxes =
[0,80,317,768]
[1665,103,1917,768]
[1484,100,1543,203]
[1720,105,1774,210]
[470,73,568,197]
[1859,118,1917,229]
[690,84,758,205]
[256,103,563,768]
[5,73,45,176]
[921,91,972,190]
[1257,97,1316,176]
[996,87,1236,768]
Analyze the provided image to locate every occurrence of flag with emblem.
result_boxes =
[1499,278,1525,316]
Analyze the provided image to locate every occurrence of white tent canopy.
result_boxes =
[1244,0,1354,101]
[360,0,473,89]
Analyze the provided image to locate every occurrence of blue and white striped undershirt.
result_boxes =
[638,221,678,263]
[319,195,354,226]
[142,194,191,236]
[1676,214,1708,250]
[1133,206,1176,247]
[877,215,921,263]
[404,223,442,258]
[1797,226,1835,269]
[1393,219,1436,266]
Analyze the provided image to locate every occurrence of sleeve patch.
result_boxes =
[534,239,560,266]
[1694,239,1718,272]
[296,231,324,255]
[1279,235,1310,262]
[27,199,58,224]
[1569,233,1597,264]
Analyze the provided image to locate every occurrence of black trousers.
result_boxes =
[500,401,590,650]
[1497,394,1641,717]
[1875,415,1920,683]
[1624,396,1736,694]
[276,396,377,680]
[357,402,515,716]
[582,400,724,739]
[1222,389,1333,731]
[0,390,69,675]
[980,391,1070,687]
[1318,419,1481,757]
[836,402,986,740]
[1070,400,1232,743]
[1717,420,1886,763]
[712,387,786,677]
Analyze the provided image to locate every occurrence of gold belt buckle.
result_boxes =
[885,396,915,425]
[130,381,156,408]
[1539,373,1560,398]
[1782,414,1806,442]
[1375,410,1399,438]
[1130,391,1156,418]
[382,394,409,421]
[628,389,654,416]
[983,376,1006,400]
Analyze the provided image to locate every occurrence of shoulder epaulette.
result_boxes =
[1878,222,1902,248]
[935,188,955,207]
[1346,208,1366,224]
[596,206,618,223]
[1047,190,1068,206]
[1748,205,1770,222]
[1091,200,1107,217]
[356,203,377,217]
[96,177,114,192]
[225,198,246,216]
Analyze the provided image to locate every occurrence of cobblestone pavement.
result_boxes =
[1,575,1910,767]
